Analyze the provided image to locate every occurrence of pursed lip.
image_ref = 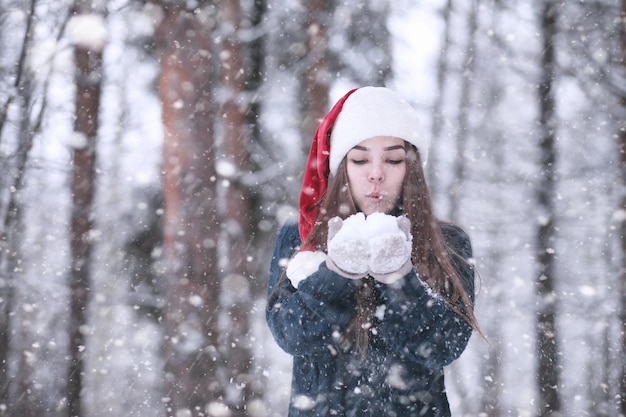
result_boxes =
[366,191,384,201]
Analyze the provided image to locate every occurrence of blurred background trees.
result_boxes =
[0,0,624,416]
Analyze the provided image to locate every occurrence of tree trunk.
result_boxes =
[615,3,626,415]
[155,4,222,416]
[215,0,262,414]
[0,0,38,410]
[535,2,561,416]
[244,0,267,297]
[66,2,104,416]
[620,137,626,415]
[300,0,330,142]
[3,75,36,417]
[480,132,505,417]
[428,0,453,191]
[448,0,477,223]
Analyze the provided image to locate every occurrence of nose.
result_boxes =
[368,163,384,183]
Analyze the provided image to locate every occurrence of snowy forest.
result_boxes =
[0,0,625,416]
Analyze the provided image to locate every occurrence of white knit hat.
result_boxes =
[328,86,428,175]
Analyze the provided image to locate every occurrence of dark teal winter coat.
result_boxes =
[266,221,475,417]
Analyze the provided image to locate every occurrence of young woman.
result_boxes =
[266,87,480,417]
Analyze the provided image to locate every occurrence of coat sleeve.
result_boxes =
[376,224,475,369]
[265,221,358,357]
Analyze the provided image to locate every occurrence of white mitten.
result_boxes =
[286,250,327,289]
[366,213,413,284]
[326,213,370,279]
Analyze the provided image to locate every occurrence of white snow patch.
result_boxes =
[67,13,108,51]
[326,212,412,282]
[66,132,89,149]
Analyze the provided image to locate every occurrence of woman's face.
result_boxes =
[346,136,407,216]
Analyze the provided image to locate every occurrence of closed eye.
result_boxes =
[387,159,405,165]
[350,159,368,165]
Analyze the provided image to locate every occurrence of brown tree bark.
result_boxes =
[66,2,105,416]
[300,0,330,142]
[535,1,561,416]
[215,0,263,414]
[66,0,104,415]
[243,0,267,297]
[155,3,222,416]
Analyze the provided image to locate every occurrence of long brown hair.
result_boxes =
[300,143,482,355]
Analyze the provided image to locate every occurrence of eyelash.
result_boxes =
[350,159,367,165]
[350,159,405,165]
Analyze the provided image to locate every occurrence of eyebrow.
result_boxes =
[352,145,406,151]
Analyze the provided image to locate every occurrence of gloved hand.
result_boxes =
[366,213,413,284]
[326,212,413,283]
[326,213,370,279]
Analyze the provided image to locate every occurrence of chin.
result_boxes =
[363,206,392,216]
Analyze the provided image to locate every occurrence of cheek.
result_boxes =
[391,167,406,191]
[346,165,362,189]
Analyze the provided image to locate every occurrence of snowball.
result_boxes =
[327,213,369,275]
[366,213,411,278]
[364,212,398,238]
[340,212,368,238]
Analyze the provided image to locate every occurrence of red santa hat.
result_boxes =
[298,86,428,245]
